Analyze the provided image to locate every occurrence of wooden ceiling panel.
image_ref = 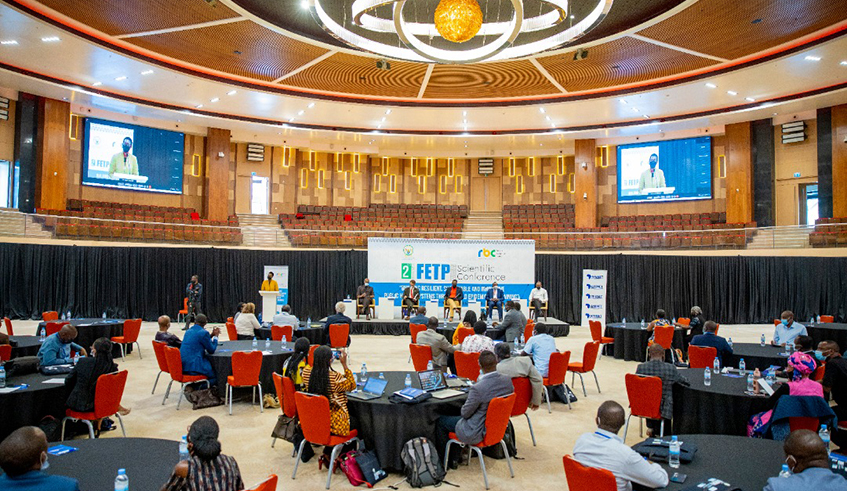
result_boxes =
[282,52,427,98]
[638,0,847,59]
[34,0,240,36]
[423,60,557,99]
[128,22,329,82]
[537,36,718,92]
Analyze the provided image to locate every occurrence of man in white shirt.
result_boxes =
[272,304,300,328]
[772,310,807,346]
[529,281,548,320]
[573,400,669,491]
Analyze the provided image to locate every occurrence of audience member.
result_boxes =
[498,300,527,344]
[356,278,375,320]
[324,302,352,347]
[749,352,823,437]
[690,321,733,364]
[65,338,130,423]
[443,280,464,322]
[677,306,705,348]
[762,430,847,491]
[775,335,815,379]
[494,343,542,410]
[436,350,514,469]
[773,310,807,346]
[520,322,557,377]
[573,401,669,491]
[282,338,311,389]
[462,321,495,354]
[818,340,847,449]
[484,281,505,321]
[37,325,87,366]
[417,317,456,373]
[302,346,356,465]
[155,315,181,348]
[0,426,80,490]
[529,281,548,319]
[272,304,299,328]
[646,309,670,340]
[409,307,429,326]
[180,314,220,386]
[233,302,245,322]
[162,416,244,491]
[635,344,689,436]
[461,310,478,328]
[234,302,260,340]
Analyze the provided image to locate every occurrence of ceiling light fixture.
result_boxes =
[619,99,627,104]
[210,97,219,102]
[301,0,310,9]
[307,102,315,108]
[227,90,237,96]
[114,76,127,81]
[643,115,650,119]
[745,97,756,102]
[804,55,821,61]
[705,83,717,88]
[727,90,737,96]
[297,110,305,115]
[92,82,102,86]
[140,70,154,75]
[195,104,204,109]
[1,40,18,45]
[539,107,546,113]
[840,61,847,66]
[41,36,60,42]
[632,107,639,112]
[385,109,392,115]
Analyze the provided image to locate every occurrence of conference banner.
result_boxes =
[581,269,608,327]
[263,265,289,313]
[367,238,535,306]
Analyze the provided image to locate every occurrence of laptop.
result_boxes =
[417,370,465,399]
[347,377,389,401]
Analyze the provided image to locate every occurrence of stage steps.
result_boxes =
[462,211,504,240]
[0,209,53,238]
[746,226,813,249]
[237,213,292,248]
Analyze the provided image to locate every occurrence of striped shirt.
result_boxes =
[161,455,243,491]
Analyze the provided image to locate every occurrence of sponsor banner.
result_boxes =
[581,269,608,327]
[367,238,535,305]
[263,265,289,313]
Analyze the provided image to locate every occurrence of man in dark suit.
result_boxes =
[484,282,505,321]
[636,344,689,436]
[324,301,352,346]
[498,300,527,343]
[690,320,733,364]
[402,280,420,320]
[183,274,202,330]
[436,350,514,469]
[356,278,375,320]
[444,279,463,322]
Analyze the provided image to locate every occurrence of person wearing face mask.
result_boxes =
[763,429,847,491]
[638,153,666,193]
[818,340,847,448]
[774,336,815,379]
[772,310,807,346]
[37,325,87,366]
[65,338,131,421]
[260,271,278,293]
[0,426,80,490]
[108,137,139,178]
[356,278,375,320]
[184,275,203,331]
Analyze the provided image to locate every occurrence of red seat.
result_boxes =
[813,364,826,382]
[648,325,677,363]
[410,344,433,372]
[329,323,349,348]
[789,416,820,432]
[3,317,13,336]
[454,351,481,381]
[42,311,58,322]
[623,373,664,440]
[111,318,142,360]
[272,373,298,448]
[61,370,128,440]
[292,392,360,489]
[524,320,535,343]
[820,315,835,323]
[247,474,278,491]
[456,327,474,345]
[45,321,68,337]
[308,344,319,367]
[226,350,264,415]
[271,325,294,342]
[0,344,11,362]
[563,455,617,491]
[688,345,717,369]
[511,377,537,446]
[226,321,238,341]
[162,346,209,410]
[151,341,170,394]
[178,298,188,323]
[568,342,601,396]
[589,320,614,355]
[542,351,571,412]
[410,323,427,344]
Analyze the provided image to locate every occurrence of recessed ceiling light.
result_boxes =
[1,40,18,45]
[210,97,219,102]
[462,110,467,116]
[227,90,237,96]
[288,118,295,122]
[307,102,315,108]
[377,124,382,129]
[570,15,575,19]
[381,117,386,122]
[92,82,102,86]
[539,107,546,113]
[297,110,305,116]
[41,36,60,43]
[727,90,737,96]
[140,70,153,75]
[619,99,627,104]
[301,0,309,9]
[545,116,551,121]
[195,104,203,109]
[632,107,639,112]
[840,61,847,66]
[705,83,717,89]
[385,109,391,115]
[804,55,821,61]
[114,76,127,81]
[745,97,756,102]
[643,115,650,119]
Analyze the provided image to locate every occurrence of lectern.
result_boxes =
[259,290,279,322]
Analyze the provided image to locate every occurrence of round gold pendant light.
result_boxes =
[434,0,484,43]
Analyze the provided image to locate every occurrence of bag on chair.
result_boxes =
[401,437,445,488]
[271,414,299,443]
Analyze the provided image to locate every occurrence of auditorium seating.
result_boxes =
[809,217,847,247]
[280,204,467,247]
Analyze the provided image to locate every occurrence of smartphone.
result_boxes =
[669,473,687,483]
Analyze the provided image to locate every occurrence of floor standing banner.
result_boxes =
[581,269,608,327]
[367,238,535,306]
[263,265,289,313]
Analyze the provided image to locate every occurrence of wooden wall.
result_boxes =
[774,119,818,226]
[0,99,15,164]
[204,128,230,221]
[726,122,754,223]
[574,139,597,228]
[35,98,69,210]
[833,105,847,218]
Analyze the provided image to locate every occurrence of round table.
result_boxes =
[723,343,789,371]
[207,340,293,394]
[348,371,467,472]
[36,318,128,357]
[44,437,178,490]
[632,435,784,491]
[0,371,70,441]
[807,322,847,351]
[604,323,685,362]
[254,326,325,345]
[9,335,42,358]
[672,368,775,436]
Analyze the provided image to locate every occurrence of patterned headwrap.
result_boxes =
[788,351,816,380]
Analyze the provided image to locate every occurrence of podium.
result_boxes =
[259,290,279,322]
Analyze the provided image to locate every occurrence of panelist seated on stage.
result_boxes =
[529,281,548,319]
[37,325,87,366]
[181,315,220,386]
[402,280,420,320]
[409,306,429,326]
[0,426,80,491]
[273,304,300,328]
[496,301,527,344]
[356,278,375,320]
[417,316,456,374]
[773,310,807,347]
[324,302,352,347]
[444,280,464,321]
[763,430,847,491]
[234,302,261,340]
[484,282,505,321]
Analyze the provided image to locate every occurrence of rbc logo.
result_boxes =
[478,248,497,258]
[586,284,603,290]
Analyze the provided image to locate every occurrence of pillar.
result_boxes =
[574,139,597,229]
[204,127,231,221]
[725,122,753,224]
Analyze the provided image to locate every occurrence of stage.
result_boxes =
[343,316,571,337]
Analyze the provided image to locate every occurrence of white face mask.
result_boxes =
[41,454,49,470]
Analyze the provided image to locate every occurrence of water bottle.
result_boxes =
[306,316,311,327]
[820,425,831,454]
[514,337,520,348]
[265,338,271,349]
[426,360,433,371]
[641,319,645,328]
[811,316,816,324]
[668,436,680,469]
[817,315,821,324]
[61,312,66,321]
[379,372,385,380]
[281,334,287,345]
[73,353,80,366]
[404,374,412,388]
[0,365,6,389]
[39,330,45,342]
[786,342,794,354]
[746,373,755,392]
[622,317,626,324]
[779,464,791,478]
[713,357,720,373]
[520,334,525,347]
[761,334,766,347]
[728,337,733,349]
[179,435,189,461]
[67,310,71,320]
[252,337,258,350]
[360,363,368,382]
[703,367,711,386]
[672,317,677,325]
[102,311,107,319]
[739,358,746,375]
[115,468,129,491]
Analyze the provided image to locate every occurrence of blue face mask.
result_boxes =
[781,319,789,326]
[814,350,827,361]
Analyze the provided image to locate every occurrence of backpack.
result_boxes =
[481,421,517,459]
[401,437,445,488]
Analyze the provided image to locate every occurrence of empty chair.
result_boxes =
[61,370,128,440]
[271,325,294,342]
[111,318,143,360]
[292,392,360,489]
[177,298,188,323]
[568,342,601,396]
[623,373,664,440]
[820,315,835,323]
[162,346,209,410]
[455,351,481,381]
[510,377,537,446]
[3,317,13,336]
[687,345,717,369]
[226,350,264,415]
[225,321,238,342]
[42,311,59,322]
[543,351,571,412]
[589,320,614,356]
[410,344,433,372]
[562,455,617,491]
[329,323,350,348]
[247,475,278,491]
[151,341,170,394]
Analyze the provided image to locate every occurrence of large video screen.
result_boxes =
[82,118,184,194]
[617,136,712,203]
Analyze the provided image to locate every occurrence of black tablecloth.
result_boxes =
[9,335,42,358]
[208,340,293,395]
[36,318,128,357]
[672,368,774,436]
[605,323,684,362]
[807,323,847,352]
[348,371,467,472]
[632,435,784,491]
[44,438,179,490]
[255,326,325,345]
[0,372,69,440]
[723,343,789,371]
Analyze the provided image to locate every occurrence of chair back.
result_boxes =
[588,320,602,342]
[45,321,68,337]
[813,364,826,382]
[774,319,781,326]
[294,392,333,445]
[546,351,570,385]
[273,372,297,418]
[247,474,278,491]
[164,346,186,381]
[714,323,720,336]
[225,322,238,341]
[510,378,532,417]
[0,344,10,362]
[93,370,129,419]
[271,325,293,342]
[307,344,320,366]
[789,417,820,432]
[180,298,188,313]
[688,345,717,369]
[410,323,427,343]
[121,319,142,343]
[563,455,617,491]
[151,341,170,373]
[820,315,835,323]
[454,351,481,381]
[409,344,433,372]
[3,317,13,336]
[625,373,663,420]
[227,317,234,324]
[652,325,675,350]
[42,311,59,322]
[524,323,534,343]
[456,327,474,345]
[578,342,600,372]
[329,323,350,348]
[480,393,516,447]
[677,317,691,327]
[231,350,263,386]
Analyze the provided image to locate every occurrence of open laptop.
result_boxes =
[347,377,389,401]
[417,370,464,399]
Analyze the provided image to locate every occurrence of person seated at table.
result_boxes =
[748,352,824,437]
[65,338,131,425]
[181,314,220,386]
[272,304,299,329]
[573,400,669,491]
[409,306,429,326]
[436,350,514,469]
[450,310,478,344]
[234,302,260,340]
[676,306,705,348]
[817,340,847,449]
[462,321,495,354]
[233,302,245,322]
[282,337,311,390]
[0,426,80,491]
[494,343,542,410]
[635,344,689,437]
[162,416,244,491]
[37,325,87,366]
[497,300,527,344]
[690,321,733,365]
[302,346,356,467]
[646,309,671,339]
[444,280,464,322]
[773,310,807,347]
[417,316,456,374]
[324,302,352,347]
[520,322,558,376]
[484,282,505,321]
[774,336,816,379]
[155,315,182,348]
[763,429,847,491]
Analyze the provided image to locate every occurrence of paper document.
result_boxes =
[756,378,775,396]
[0,387,20,393]
[42,378,67,384]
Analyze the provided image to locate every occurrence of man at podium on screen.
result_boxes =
[108,137,139,178]
[638,153,665,193]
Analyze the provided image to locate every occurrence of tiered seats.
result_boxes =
[809,217,847,247]
[280,204,468,247]
[503,204,575,238]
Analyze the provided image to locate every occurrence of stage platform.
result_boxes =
[343,317,570,337]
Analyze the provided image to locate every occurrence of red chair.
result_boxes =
[247,474,278,491]
[774,319,781,326]
[813,364,826,382]
[563,455,617,491]
[688,345,717,369]
[60,370,128,440]
[543,351,571,412]
[454,351,481,381]
[444,393,516,489]
[677,317,691,327]
[3,317,13,336]
[226,321,238,341]
[523,323,534,344]
[0,344,11,362]
[226,350,264,415]
[820,315,835,323]
[410,344,433,372]
[511,377,537,446]
[410,323,427,343]
[789,417,820,432]
[45,321,68,337]
[271,325,294,342]
[292,392,360,489]
[177,298,188,323]
[456,327,474,345]
[623,373,664,440]
[42,311,58,322]
[272,373,297,448]
[648,325,677,364]
[162,346,210,409]
[151,341,170,394]
[714,323,720,336]
[589,320,614,356]
[112,318,142,361]
[568,342,601,396]
[329,323,349,348]
[308,344,319,366]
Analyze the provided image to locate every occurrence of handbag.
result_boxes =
[271,414,299,443]
[185,387,224,410]
[353,449,386,486]
[337,450,370,487]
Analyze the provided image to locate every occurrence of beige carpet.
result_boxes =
[14,320,774,490]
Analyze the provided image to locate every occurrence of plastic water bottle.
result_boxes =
[728,337,733,349]
[820,425,831,454]
[61,312,66,321]
[379,372,385,380]
[761,334,766,347]
[514,337,520,348]
[739,358,746,375]
[66,310,71,320]
[265,338,271,349]
[115,468,129,491]
[713,357,720,373]
[817,315,821,324]
[102,311,107,319]
[179,435,189,461]
[426,360,433,371]
[0,365,6,389]
[306,316,311,327]
[39,329,45,342]
[787,342,795,354]
[779,464,791,478]
[520,334,525,347]
[668,436,680,469]
[641,319,645,328]
[252,337,258,350]
[73,353,80,366]
[746,373,754,392]
[622,317,627,324]
[672,317,677,325]
[360,363,368,382]
[281,334,287,345]
[404,374,412,388]
[703,367,711,386]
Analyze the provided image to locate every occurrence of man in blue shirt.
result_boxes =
[763,429,847,491]
[520,322,557,377]
[484,282,505,321]
[0,426,80,491]
[37,325,86,366]
[409,306,429,326]
[690,321,733,364]
[180,314,220,386]
[773,310,807,346]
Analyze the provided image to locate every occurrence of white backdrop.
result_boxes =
[581,269,608,327]
[262,265,289,313]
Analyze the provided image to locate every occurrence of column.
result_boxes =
[204,127,231,221]
[574,139,597,229]
[725,122,753,224]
